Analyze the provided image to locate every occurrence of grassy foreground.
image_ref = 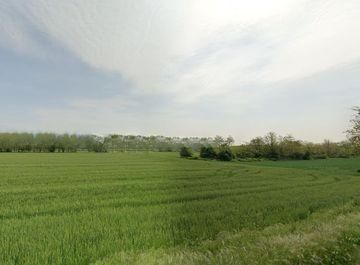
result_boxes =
[0,153,359,264]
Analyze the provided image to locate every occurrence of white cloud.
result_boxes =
[4,0,359,102]
[260,0,360,83]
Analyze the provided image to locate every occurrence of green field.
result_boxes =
[1,153,360,264]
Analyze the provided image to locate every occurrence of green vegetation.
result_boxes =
[199,146,217,159]
[179,146,193,158]
[215,144,234,161]
[97,204,360,265]
[195,144,234,161]
[0,133,105,153]
[0,152,359,264]
[347,106,360,153]
[1,131,357,160]
[0,133,219,153]
[233,132,355,161]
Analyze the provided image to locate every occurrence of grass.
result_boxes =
[96,203,360,265]
[0,152,359,264]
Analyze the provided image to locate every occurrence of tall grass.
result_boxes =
[0,153,359,264]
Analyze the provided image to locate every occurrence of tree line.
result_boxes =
[0,133,219,153]
[0,132,357,159]
[179,107,360,161]
[180,132,357,162]
[180,144,235,161]
[234,133,356,160]
[1,106,359,158]
[0,133,101,153]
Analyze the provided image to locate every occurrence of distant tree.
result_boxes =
[92,136,107,152]
[217,144,234,161]
[322,139,340,158]
[214,135,225,148]
[336,141,353,158]
[347,106,360,154]
[179,146,192,158]
[235,145,254,159]
[48,144,56,153]
[0,131,355,157]
[249,137,265,158]
[302,150,312,160]
[279,135,304,160]
[264,132,280,160]
[200,146,217,159]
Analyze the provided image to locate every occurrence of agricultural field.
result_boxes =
[0,153,360,264]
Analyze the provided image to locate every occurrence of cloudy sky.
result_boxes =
[1,0,359,142]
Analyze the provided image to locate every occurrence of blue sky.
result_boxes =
[1,0,359,142]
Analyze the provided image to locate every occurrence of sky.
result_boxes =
[0,0,359,143]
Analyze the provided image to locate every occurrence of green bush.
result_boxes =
[313,154,328,160]
[235,146,254,159]
[179,146,192,158]
[288,152,304,160]
[217,145,234,161]
[48,145,56,153]
[302,151,312,160]
[200,146,217,159]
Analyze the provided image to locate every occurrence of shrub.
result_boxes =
[49,145,56,153]
[179,146,192,158]
[302,151,312,160]
[313,154,328,160]
[337,153,351,158]
[235,146,254,159]
[266,150,280,160]
[289,151,304,160]
[200,146,217,159]
[217,145,234,161]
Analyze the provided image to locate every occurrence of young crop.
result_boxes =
[0,153,359,264]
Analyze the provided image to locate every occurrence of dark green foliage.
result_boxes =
[48,145,56,153]
[302,151,312,160]
[249,137,266,158]
[179,146,192,158]
[92,143,107,152]
[288,152,304,160]
[267,150,280,161]
[313,154,328,160]
[234,145,254,159]
[217,144,234,161]
[200,146,217,159]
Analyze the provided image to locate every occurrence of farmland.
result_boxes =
[0,153,360,264]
